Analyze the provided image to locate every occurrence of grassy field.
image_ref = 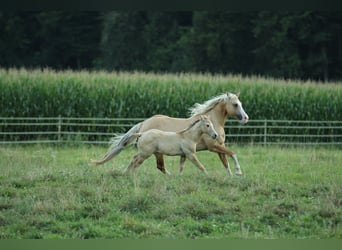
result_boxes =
[0,145,341,239]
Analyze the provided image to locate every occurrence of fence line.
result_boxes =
[0,117,341,146]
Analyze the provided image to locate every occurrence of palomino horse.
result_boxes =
[123,115,218,176]
[92,92,249,176]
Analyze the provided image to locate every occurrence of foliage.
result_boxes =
[0,145,341,239]
[0,11,102,69]
[1,11,342,81]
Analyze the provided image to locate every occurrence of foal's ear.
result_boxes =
[236,92,240,97]
[200,115,208,121]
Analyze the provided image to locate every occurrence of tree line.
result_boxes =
[1,11,341,81]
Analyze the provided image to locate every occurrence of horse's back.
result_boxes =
[140,115,193,133]
[139,129,176,143]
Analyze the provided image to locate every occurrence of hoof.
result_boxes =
[235,170,243,176]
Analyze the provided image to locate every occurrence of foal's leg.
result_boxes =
[132,155,149,177]
[179,155,186,174]
[123,154,146,175]
[186,153,208,175]
[154,153,171,175]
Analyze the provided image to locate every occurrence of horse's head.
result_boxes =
[225,92,249,124]
[199,115,218,140]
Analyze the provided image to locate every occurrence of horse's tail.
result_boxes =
[91,122,143,166]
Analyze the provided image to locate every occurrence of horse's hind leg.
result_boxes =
[154,153,171,175]
[218,153,233,176]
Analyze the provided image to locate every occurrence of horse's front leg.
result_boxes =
[209,143,243,176]
[217,153,233,176]
[154,153,171,175]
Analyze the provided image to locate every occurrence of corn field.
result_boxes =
[1,68,341,119]
[0,68,341,143]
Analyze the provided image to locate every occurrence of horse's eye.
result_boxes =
[233,103,238,108]
[206,124,210,127]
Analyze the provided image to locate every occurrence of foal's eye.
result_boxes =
[206,124,210,127]
[233,103,238,108]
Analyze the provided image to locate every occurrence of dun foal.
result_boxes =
[124,115,218,176]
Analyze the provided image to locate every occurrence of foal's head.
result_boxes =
[198,115,218,140]
[225,92,249,124]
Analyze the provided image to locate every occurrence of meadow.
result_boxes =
[0,69,341,239]
[0,144,341,239]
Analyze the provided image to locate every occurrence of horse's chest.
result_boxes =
[215,127,225,144]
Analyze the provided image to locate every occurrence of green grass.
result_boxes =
[0,145,341,239]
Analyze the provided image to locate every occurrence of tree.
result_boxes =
[143,11,193,72]
[96,11,149,71]
[186,11,257,74]
[1,11,341,81]
[0,12,41,67]
[96,11,193,72]
[0,11,102,69]
[36,11,102,69]
[252,11,342,81]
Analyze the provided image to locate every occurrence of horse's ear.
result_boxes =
[236,92,240,98]
[226,92,232,99]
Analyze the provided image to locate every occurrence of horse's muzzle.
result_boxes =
[238,114,249,125]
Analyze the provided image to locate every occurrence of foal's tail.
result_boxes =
[91,122,143,166]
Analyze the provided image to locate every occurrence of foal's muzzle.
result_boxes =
[212,133,218,140]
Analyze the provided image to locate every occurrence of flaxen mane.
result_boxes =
[189,93,233,117]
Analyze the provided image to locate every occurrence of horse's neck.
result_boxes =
[206,102,228,126]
